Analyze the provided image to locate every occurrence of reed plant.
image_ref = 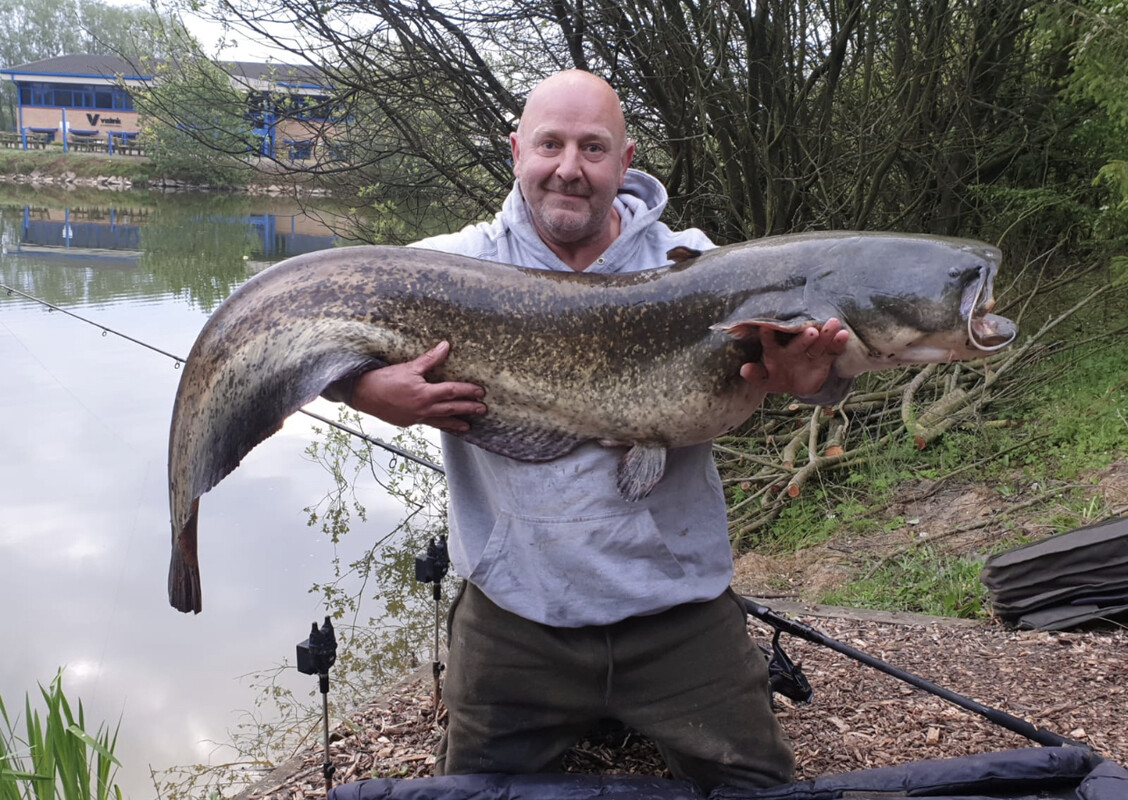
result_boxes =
[0,670,124,800]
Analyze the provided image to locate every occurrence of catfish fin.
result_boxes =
[666,246,703,264]
[617,444,668,502]
[710,316,822,341]
[168,498,202,614]
[186,353,385,507]
[320,358,388,404]
[460,414,585,462]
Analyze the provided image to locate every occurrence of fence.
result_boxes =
[0,129,146,156]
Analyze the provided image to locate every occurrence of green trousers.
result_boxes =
[435,582,795,793]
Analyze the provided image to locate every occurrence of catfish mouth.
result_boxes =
[965,268,1017,352]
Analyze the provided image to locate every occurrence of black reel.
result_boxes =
[760,629,813,705]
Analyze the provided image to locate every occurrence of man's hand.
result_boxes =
[740,318,850,397]
[350,341,487,433]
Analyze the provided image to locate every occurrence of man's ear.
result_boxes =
[509,131,521,178]
[620,140,635,183]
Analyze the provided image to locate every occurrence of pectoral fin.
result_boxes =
[666,246,704,264]
[616,444,668,501]
[711,316,822,341]
[461,415,585,462]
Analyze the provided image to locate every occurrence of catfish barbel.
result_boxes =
[167,231,1017,613]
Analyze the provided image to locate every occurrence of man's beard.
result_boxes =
[531,184,611,243]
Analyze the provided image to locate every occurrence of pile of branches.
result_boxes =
[715,280,1124,545]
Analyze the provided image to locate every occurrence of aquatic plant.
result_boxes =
[0,670,124,800]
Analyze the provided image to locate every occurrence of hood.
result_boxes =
[503,169,671,274]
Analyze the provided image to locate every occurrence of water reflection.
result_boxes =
[0,190,448,799]
[17,205,143,254]
[1,194,350,313]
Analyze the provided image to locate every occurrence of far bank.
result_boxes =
[0,148,328,196]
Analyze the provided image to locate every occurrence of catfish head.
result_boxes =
[711,233,1017,378]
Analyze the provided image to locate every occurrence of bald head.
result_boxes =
[517,70,629,154]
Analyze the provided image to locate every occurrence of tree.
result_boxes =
[130,49,260,186]
[148,0,1121,254]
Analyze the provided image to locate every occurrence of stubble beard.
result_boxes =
[531,183,613,245]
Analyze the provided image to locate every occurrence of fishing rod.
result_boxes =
[1,282,445,475]
[740,596,1087,751]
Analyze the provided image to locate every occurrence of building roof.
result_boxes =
[226,61,326,89]
[1,53,329,91]
[1,53,151,81]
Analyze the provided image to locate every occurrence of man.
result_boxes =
[336,70,848,792]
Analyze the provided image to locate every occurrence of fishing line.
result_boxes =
[2,282,187,365]
[0,312,124,440]
[1,282,445,475]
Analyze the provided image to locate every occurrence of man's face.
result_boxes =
[510,79,634,249]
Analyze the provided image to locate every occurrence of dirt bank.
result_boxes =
[223,459,1127,799]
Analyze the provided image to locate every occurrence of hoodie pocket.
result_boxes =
[467,507,688,626]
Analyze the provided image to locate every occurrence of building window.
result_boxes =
[18,82,135,111]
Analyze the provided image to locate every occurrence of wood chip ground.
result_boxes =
[235,611,1126,800]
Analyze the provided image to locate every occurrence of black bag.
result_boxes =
[328,747,1128,800]
[980,515,1128,630]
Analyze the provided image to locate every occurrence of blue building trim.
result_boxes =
[2,54,335,155]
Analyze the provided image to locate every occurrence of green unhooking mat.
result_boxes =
[980,514,1128,630]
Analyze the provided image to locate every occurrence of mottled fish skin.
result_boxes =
[167,231,1017,613]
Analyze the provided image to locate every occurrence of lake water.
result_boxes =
[0,188,445,798]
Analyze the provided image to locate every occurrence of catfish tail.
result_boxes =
[169,499,202,614]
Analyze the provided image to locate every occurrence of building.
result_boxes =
[0,53,333,158]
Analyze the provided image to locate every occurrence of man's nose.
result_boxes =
[554,144,584,181]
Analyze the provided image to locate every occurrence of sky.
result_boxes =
[110,0,295,63]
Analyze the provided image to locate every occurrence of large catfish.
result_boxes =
[167,231,1016,613]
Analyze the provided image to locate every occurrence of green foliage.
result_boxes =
[132,56,255,187]
[144,0,1128,258]
[136,126,249,187]
[1010,341,1128,479]
[301,412,453,712]
[302,411,452,635]
[1095,160,1128,210]
[1061,1,1128,135]
[821,548,991,619]
[0,0,162,68]
[0,671,124,800]
[754,486,896,555]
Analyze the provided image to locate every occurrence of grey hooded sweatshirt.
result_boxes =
[410,169,733,627]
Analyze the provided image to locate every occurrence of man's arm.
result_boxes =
[324,341,487,433]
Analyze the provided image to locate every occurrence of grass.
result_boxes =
[821,548,992,619]
[760,319,1128,618]
[0,671,124,800]
[0,148,156,182]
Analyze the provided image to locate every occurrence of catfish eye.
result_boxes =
[950,263,985,282]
